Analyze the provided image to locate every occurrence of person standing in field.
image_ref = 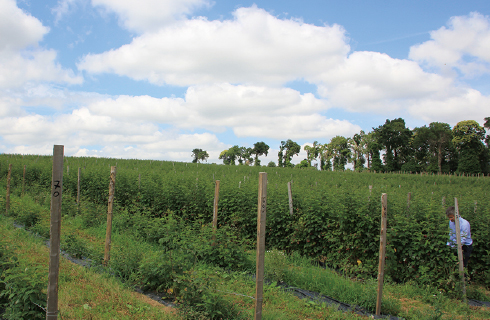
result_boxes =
[446,206,473,268]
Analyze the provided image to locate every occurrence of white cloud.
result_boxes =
[408,88,490,125]
[91,0,213,33]
[317,51,453,113]
[0,0,49,51]
[78,6,349,86]
[233,115,361,140]
[0,50,83,89]
[85,83,341,136]
[0,0,82,90]
[52,0,80,24]
[409,12,490,77]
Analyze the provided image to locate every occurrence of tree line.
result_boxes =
[193,117,490,174]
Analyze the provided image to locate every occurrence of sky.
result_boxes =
[1,0,490,166]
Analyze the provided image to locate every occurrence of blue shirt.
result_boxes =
[447,216,472,247]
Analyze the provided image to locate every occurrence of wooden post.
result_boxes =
[138,173,141,189]
[6,164,12,213]
[255,172,267,320]
[213,180,220,229]
[46,145,64,320]
[407,192,412,210]
[22,165,26,196]
[454,198,466,300]
[376,193,388,316]
[442,196,446,208]
[287,181,293,216]
[104,166,117,265]
[77,168,81,206]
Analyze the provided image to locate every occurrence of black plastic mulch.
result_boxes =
[279,284,402,319]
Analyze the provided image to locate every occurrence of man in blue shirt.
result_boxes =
[446,206,473,268]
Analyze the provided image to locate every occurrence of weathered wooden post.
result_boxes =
[376,193,388,316]
[287,181,293,216]
[6,164,12,213]
[407,192,412,210]
[138,173,141,190]
[213,180,220,229]
[255,172,267,320]
[454,198,466,300]
[104,166,117,265]
[46,145,64,320]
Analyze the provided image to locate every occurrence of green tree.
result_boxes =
[484,116,490,147]
[252,142,270,166]
[328,136,351,171]
[452,120,486,174]
[191,148,209,163]
[374,118,412,171]
[349,131,366,172]
[304,141,320,167]
[411,122,453,173]
[278,139,301,167]
[319,142,333,171]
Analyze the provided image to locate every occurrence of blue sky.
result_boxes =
[1,0,489,165]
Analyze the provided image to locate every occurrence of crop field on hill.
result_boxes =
[0,153,489,319]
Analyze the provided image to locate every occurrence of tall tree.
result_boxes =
[252,142,270,166]
[304,141,320,167]
[318,143,333,171]
[484,116,490,147]
[278,139,301,167]
[329,136,351,171]
[191,148,209,163]
[349,131,366,172]
[412,122,453,173]
[374,118,412,172]
[452,120,486,174]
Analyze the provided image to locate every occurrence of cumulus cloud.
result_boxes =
[409,12,490,77]
[317,51,454,112]
[0,0,82,90]
[0,0,49,51]
[0,108,228,162]
[86,83,338,134]
[408,88,490,125]
[92,0,213,33]
[78,6,349,86]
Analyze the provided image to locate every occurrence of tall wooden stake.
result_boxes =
[46,145,64,320]
[104,166,117,265]
[407,192,412,210]
[454,198,466,300]
[213,180,220,229]
[6,164,12,213]
[255,172,267,320]
[287,181,293,216]
[376,193,388,316]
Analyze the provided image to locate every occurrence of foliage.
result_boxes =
[374,118,413,171]
[278,139,301,167]
[252,141,270,166]
[0,244,46,320]
[192,149,209,163]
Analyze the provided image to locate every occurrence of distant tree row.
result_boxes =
[192,117,489,174]
[294,117,489,174]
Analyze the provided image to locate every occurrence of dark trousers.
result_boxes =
[454,244,473,268]
[462,244,473,268]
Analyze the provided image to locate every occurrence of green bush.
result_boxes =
[0,262,46,320]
